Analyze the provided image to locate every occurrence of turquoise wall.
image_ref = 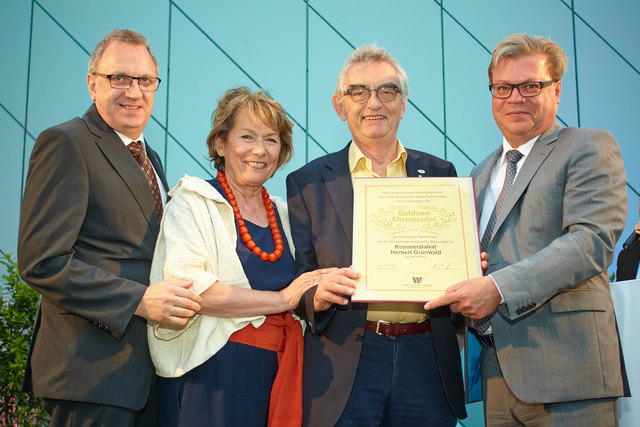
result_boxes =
[2,1,639,424]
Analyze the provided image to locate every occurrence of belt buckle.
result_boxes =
[375,320,392,335]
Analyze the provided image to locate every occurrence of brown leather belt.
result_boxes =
[365,320,431,336]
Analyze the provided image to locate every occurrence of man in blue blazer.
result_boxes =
[18,29,200,426]
[287,45,466,426]
[426,34,629,425]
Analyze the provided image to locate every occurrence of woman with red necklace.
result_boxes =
[148,87,359,427]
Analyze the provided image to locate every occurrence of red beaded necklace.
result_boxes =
[217,171,284,262]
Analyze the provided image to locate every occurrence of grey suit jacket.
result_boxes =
[287,143,466,426]
[471,120,629,402]
[18,104,169,410]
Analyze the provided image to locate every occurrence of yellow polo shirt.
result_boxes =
[348,141,429,324]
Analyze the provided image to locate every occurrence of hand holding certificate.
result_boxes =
[352,177,482,302]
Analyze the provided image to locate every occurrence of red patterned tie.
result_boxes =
[127,141,163,224]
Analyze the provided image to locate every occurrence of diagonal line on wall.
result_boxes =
[23,0,323,182]
[559,0,640,77]
[433,0,492,54]
[563,1,640,198]
[408,98,477,165]
[170,1,328,156]
[305,1,355,49]
[170,2,259,86]
[433,0,570,131]
[150,116,214,178]
[2,101,37,141]
[306,0,477,165]
[21,0,637,186]
[435,0,640,79]
[434,0,635,194]
[25,1,213,179]
[33,0,91,56]
[5,97,259,188]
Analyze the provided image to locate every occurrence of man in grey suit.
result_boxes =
[426,34,629,425]
[18,29,200,426]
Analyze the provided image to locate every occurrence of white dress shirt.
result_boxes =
[478,136,538,316]
[478,136,537,238]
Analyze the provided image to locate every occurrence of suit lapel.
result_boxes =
[146,142,170,193]
[492,121,562,239]
[83,105,160,237]
[474,150,502,220]
[405,151,425,177]
[322,145,354,247]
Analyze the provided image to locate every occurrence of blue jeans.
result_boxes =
[335,330,456,427]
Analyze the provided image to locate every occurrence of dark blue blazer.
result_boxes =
[286,143,466,426]
[617,236,640,281]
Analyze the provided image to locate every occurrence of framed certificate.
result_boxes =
[352,177,482,302]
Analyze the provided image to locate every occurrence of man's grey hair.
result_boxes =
[335,44,409,102]
[88,29,159,75]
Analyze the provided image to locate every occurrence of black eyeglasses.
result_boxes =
[93,73,161,92]
[489,80,555,99]
[343,83,402,103]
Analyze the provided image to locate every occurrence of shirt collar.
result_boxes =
[499,135,537,165]
[114,130,145,148]
[348,139,408,177]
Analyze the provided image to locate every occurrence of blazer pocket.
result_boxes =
[549,288,608,313]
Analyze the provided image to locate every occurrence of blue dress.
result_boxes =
[158,178,296,427]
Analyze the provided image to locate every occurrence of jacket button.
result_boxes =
[355,333,363,342]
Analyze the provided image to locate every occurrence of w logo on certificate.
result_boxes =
[351,177,482,302]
